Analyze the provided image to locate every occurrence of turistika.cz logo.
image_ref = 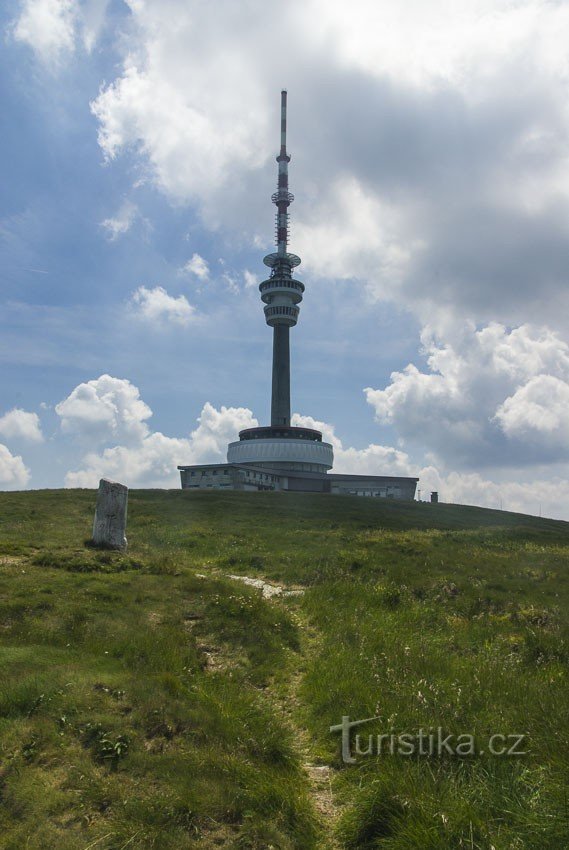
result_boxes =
[330,715,529,764]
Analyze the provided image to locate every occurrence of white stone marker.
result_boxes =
[92,478,128,550]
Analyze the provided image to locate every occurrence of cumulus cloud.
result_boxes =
[292,413,416,476]
[65,432,192,489]
[365,322,569,468]
[11,0,110,64]
[301,0,569,87]
[494,375,569,449]
[188,401,258,459]
[0,444,30,490]
[0,409,43,443]
[87,0,569,331]
[65,399,258,488]
[130,286,196,326]
[12,0,77,65]
[100,201,139,240]
[181,253,210,280]
[418,466,569,523]
[295,177,414,289]
[55,374,152,443]
[292,411,568,519]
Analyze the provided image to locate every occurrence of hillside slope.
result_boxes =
[0,490,568,849]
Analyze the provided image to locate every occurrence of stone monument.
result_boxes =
[92,478,128,550]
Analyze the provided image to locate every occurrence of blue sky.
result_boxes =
[2,0,569,519]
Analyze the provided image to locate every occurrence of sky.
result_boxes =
[2,0,569,519]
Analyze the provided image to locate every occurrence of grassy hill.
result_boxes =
[0,489,568,849]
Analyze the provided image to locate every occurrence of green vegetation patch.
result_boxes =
[0,489,568,848]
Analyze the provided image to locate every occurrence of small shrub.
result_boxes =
[79,721,131,770]
[21,736,39,762]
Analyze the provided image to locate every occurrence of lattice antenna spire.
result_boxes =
[273,89,293,255]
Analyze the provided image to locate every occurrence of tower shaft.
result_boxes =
[271,324,290,426]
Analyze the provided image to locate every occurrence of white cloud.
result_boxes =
[418,466,569,522]
[12,0,77,66]
[65,431,191,489]
[0,444,30,490]
[243,270,258,289]
[100,201,139,240]
[65,400,258,488]
[130,286,196,326]
[494,375,569,449]
[0,409,43,443]
[90,39,268,207]
[300,0,569,87]
[293,412,569,520]
[81,0,110,52]
[292,412,416,476]
[12,0,111,64]
[181,253,210,280]
[292,411,569,519]
[87,0,569,332]
[189,401,258,459]
[365,322,569,467]
[55,374,152,443]
[221,271,239,294]
[295,177,414,292]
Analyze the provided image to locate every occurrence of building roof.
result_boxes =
[328,473,419,482]
[178,462,418,483]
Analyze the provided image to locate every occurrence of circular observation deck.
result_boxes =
[238,426,323,441]
[227,426,333,472]
[263,252,301,269]
[263,304,299,326]
[259,277,304,305]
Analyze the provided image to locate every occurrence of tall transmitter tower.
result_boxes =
[178,91,418,499]
[262,89,303,427]
[225,89,334,476]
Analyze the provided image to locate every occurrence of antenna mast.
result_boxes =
[259,91,305,427]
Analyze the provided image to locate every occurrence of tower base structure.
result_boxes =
[178,425,418,499]
[227,426,333,473]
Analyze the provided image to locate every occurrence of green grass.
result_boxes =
[0,488,568,848]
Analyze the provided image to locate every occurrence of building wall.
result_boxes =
[180,466,280,491]
[329,478,417,499]
[286,475,331,493]
[179,465,417,500]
